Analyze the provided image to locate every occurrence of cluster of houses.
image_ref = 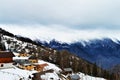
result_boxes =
[0,34,81,80]
[0,51,81,80]
[0,35,49,72]
[0,51,49,72]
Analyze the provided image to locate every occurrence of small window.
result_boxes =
[50,78,54,80]
[1,64,4,67]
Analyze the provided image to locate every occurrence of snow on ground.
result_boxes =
[0,67,37,80]
[36,60,62,80]
[4,41,8,50]
[41,72,60,80]
[0,60,62,80]
[77,72,106,80]
[13,52,19,56]
[0,61,106,80]
[38,60,62,73]
[38,60,106,80]
[13,56,29,60]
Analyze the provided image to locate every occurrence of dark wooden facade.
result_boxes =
[0,51,15,63]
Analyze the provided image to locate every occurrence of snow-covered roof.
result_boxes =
[70,74,80,80]
[13,56,29,60]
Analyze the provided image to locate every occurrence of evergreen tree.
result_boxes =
[92,63,98,76]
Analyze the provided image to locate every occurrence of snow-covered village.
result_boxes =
[0,28,108,80]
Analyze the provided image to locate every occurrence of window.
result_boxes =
[1,64,4,67]
[50,78,54,80]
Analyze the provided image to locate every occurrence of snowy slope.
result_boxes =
[0,28,107,80]
[78,73,106,80]
[0,67,36,80]
[0,60,62,80]
[0,60,106,80]
[38,60,62,73]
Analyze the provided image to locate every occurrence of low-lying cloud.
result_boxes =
[1,24,120,43]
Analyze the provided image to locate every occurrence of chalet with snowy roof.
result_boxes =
[0,51,15,63]
[0,51,15,69]
[29,55,38,63]
[63,68,73,75]
[16,60,35,70]
[34,63,48,72]
[18,53,30,57]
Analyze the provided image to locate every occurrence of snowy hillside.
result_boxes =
[0,28,108,80]
[0,60,61,80]
[0,60,106,80]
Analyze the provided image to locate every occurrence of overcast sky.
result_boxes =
[0,0,120,42]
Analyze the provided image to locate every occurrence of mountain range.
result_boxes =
[38,38,120,70]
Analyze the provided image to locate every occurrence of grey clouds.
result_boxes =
[0,0,120,29]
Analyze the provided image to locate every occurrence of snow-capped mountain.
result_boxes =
[39,38,120,70]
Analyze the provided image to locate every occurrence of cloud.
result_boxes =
[0,0,120,29]
[1,24,120,43]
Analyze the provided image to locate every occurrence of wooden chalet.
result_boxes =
[18,53,30,57]
[34,63,48,72]
[17,60,35,70]
[63,68,73,75]
[0,51,15,63]
[29,55,38,63]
